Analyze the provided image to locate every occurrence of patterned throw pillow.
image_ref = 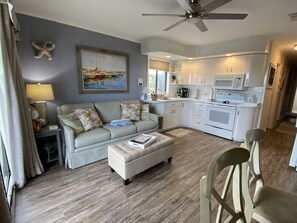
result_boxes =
[140,104,150,121]
[121,102,141,121]
[58,112,84,135]
[75,107,103,131]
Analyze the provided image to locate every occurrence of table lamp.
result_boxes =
[26,83,54,124]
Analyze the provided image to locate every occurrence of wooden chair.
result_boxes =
[200,147,250,223]
[242,128,297,223]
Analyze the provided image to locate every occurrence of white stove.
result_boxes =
[204,91,246,140]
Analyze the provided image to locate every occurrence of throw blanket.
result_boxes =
[110,119,132,127]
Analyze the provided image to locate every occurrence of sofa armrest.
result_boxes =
[58,116,75,154]
[149,113,159,126]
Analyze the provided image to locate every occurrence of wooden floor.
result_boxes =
[15,127,297,223]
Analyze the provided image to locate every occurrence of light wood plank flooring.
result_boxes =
[15,128,297,223]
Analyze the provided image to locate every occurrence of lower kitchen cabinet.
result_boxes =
[149,101,182,129]
[233,104,259,141]
[163,102,182,129]
[190,102,206,130]
[180,101,191,126]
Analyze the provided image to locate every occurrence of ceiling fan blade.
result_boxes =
[164,19,187,31]
[194,20,208,32]
[205,13,248,20]
[142,13,185,17]
[177,0,194,12]
[202,0,232,13]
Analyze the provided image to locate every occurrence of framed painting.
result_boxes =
[267,63,276,89]
[77,45,129,93]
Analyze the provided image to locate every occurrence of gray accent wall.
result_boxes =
[17,14,148,124]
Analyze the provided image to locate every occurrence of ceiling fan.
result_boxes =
[142,0,248,32]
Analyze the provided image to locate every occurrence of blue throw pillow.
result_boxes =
[110,119,132,127]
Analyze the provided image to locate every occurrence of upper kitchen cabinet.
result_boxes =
[172,60,182,73]
[181,60,214,85]
[198,58,215,85]
[181,61,199,84]
[246,54,267,87]
[214,55,248,75]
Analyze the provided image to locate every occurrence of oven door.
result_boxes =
[204,104,236,130]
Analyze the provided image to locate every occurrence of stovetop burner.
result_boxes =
[214,90,246,105]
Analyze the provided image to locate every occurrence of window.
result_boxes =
[0,135,10,192]
[148,69,168,94]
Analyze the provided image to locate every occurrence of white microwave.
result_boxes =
[213,74,246,90]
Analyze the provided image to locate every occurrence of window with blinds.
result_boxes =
[148,60,169,94]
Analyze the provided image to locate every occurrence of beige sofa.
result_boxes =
[57,100,158,169]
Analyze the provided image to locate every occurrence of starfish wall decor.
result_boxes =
[32,40,55,60]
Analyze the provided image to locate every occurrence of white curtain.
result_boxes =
[0,2,43,188]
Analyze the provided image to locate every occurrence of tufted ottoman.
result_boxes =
[108,132,174,185]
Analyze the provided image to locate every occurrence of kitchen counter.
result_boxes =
[143,98,260,107]
[142,98,210,104]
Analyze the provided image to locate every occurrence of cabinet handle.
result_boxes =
[226,67,228,73]
[231,67,233,73]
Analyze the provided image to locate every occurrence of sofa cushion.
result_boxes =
[58,112,84,134]
[120,101,141,121]
[133,120,157,132]
[60,103,94,115]
[103,124,137,139]
[75,107,103,131]
[94,101,121,124]
[140,104,150,121]
[75,127,111,148]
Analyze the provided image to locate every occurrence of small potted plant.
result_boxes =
[172,74,177,83]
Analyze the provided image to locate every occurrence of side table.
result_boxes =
[35,126,63,166]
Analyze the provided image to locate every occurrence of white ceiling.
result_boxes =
[11,0,297,60]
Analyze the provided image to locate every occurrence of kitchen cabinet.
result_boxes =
[190,102,206,130]
[163,102,182,129]
[233,104,259,141]
[246,54,267,87]
[181,60,214,85]
[196,58,215,85]
[180,101,191,126]
[214,55,248,75]
[176,53,266,87]
[181,61,199,84]
[149,101,182,129]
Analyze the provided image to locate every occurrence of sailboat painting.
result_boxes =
[77,46,129,93]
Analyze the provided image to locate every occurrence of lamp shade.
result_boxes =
[26,83,54,101]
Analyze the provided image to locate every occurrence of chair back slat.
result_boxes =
[245,129,265,194]
[200,147,250,223]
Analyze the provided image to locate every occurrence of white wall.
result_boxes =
[260,41,288,129]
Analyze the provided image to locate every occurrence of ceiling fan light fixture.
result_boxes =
[226,53,232,56]
[166,55,171,58]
